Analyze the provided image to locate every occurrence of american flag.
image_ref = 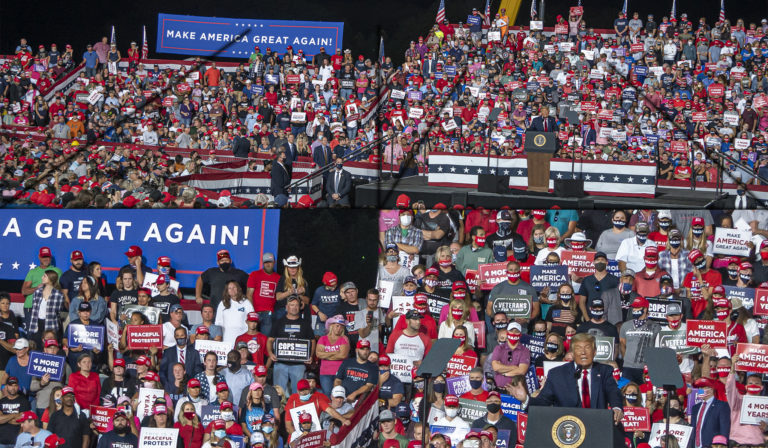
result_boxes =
[141,26,148,60]
[436,0,446,23]
[670,0,676,20]
[530,0,537,20]
[484,0,491,26]
[110,26,116,46]
[621,0,627,16]
[718,0,725,23]
[379,36,385,64]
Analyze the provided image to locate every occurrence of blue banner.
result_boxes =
[67,324,104,351]
[0,210,280,286]
[500,394,524,421]
[27,351,66,382]
[156,13,344,58]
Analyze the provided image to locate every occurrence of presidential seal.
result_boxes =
[533,133,547,147]
[551,415,587,448]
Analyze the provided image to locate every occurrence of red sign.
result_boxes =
[621,407,651,432]
[471,321,486,349]
[670,140,688,152]
[597,109,613,120]
[177,83,191,93]
[142,90,154,98]
[291,430,326,448]
[692,112,707,122]
[90,406,117,433]
[754,288,768,316]
[560,250,596,277]
[286,74,301,84]
[735,343,768,373]
[580,101,597,112]
[570,6,583,15]
[630,43,645,53]
[126,325,164,350]
[445,354,477,377]
[686,320,727,348]
[162,97,174,107]
[709,85,725,97]
[517,413,528,444]
[465,269,478,294]
[554,24,568,34]
[478,262,510,290]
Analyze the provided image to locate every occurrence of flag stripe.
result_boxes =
[436,0,446,23]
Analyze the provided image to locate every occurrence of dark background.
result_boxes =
[0,209,379,299]
[2,0,767,66]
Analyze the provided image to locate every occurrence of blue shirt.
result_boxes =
[14,428,52,448]
[311,286,341,318]
[546,209,579,237]
[82,51,99,68]
[5,356,32,396]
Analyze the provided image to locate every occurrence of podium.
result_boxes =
[524,131,557,193]
[524,406,622,448]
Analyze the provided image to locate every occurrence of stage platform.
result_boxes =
[354,176,728,209]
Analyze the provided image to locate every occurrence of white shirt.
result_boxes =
[162,322,188,349]
[575,364,592,406]
[214,299,254,345]
[615,237,653,273]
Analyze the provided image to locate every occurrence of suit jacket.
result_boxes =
[689,399,730,448]
[313,145,334,169]
[530,362,622,410]
[271,162,291,197]
[722,194,758,209]
[159,345,203,386]
[527,116,557,132]
[326,169,352,205]
[232,136,251,158]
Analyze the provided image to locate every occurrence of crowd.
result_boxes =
[0,207,768,448]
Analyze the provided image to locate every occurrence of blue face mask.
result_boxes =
[214,430,226,439]
[619,282,633,295]
[737,189,745,196]
[403,289,416,296]
[262,426,274,434]
[669,239,681,249]
[300,393,311,401]
[636,235,647,245]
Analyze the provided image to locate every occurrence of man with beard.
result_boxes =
[246,253,281,336]
[96,408,137,448]
[195,250,248,310]
[59,250,87,304]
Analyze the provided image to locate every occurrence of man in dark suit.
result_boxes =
[158,325,203,386]
[508,333,624,423]
[527,105,557,132]
[313,136,335,198]
[281,132,298,176]
[270,150,291,207]
[689,378,730,448]
[326,156,352,207]
[721,181,758,209]
[231,128,251,158]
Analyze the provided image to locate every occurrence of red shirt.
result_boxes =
[392,313,438,340]
[234,332,268,365]
[460,389,489,401]
[683,269,723,316]
[67,370,101,412]
[247,269,281,312]
[175,422,204,448]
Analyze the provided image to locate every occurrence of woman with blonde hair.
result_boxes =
[438,299,475,346]
[534,226,563,265]
[274,256,309,321]
[451,325,478,359]
[174,401,203,448]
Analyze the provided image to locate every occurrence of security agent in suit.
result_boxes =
[326,156,352,207]
[232,128,251,158]
[721,181,758,209]
[270,149,291,207]
[506,333,624,424]
[689,377,730,448]
[281,132,299,176]
[158,325,203,386]
[527,105,558,133]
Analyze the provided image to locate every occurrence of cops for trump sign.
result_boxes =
[157,14,343,57]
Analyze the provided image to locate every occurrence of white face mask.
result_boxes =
[221,411,235,421]
[400,215,412,227]
[445,408,458,418]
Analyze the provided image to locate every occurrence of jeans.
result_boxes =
[319,374,335,397]
[85,66,98,77]
[273,362,306,396]
[257,311,273,338]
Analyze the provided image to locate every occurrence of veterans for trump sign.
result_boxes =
[157,14,344,58]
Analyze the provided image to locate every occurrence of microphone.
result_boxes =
[574,366,582,380]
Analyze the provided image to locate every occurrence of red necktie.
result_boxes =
[581,369,591,409]
[695,401,707,448]
[544,119,548,132]
[179,348,185,365]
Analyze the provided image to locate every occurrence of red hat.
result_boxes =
[691,217,705,227]
[247,312,260,322]
[220,401,233,410]
[297,379,311,391]
[44,339,59,348]
[452,281,467,291]
[156,275,167,285]
[216,382,229,392]
[16,411,37,423]
[113,358,125,367]
[212,419,226,430]
[727,257,741,265]
[299,412,312,423]
[135,355,150,366]
[434,203,447,210]
[61,387,75,396]
[217,249,230,260]
[688,249,703,263]
[138,287,152,296]
[644,246,659,258]
[356,339,371,349]
[70,250,84,260]
[713,285,726,296]
[124,245,142,257]
[631,296,649,308]
[713,297,730,308]
[379,354,391,366]
[187,378,201,388]
[444,394,459,407]
[44,435,66,448]
[39,247,52,257]
[487,390,500,399]
[255,364,268,376]
[761,240,768,250]
[157,256,171,266]
[740,261,753,270]
[426,267,440,277]
[322,271,338,286]
[396,193,411,209]
[196,326,210,335]
[693,377,716,389]
[144,371,160,382]
[414,293,428,308]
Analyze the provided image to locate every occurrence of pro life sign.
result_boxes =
[713,227,752,256]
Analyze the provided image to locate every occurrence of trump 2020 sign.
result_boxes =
[156,13,344,57]
[0,210,279,285]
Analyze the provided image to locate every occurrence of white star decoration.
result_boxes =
[642,177,649,183]
[463,167,469,173]
[477,168,483,174]
[517,170,523,175]
[628,177,634,183]
[12,262,19,270]
[490,169,496,174]
[437,166,443,172]
[599,175,605,181]
[613,176,620,182]
[585,175,591,180]
[28,263,37,270]
[450,167,456,172]
[556,173,563,179]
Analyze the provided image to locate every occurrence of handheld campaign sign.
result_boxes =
[139,427,179,448]
[27,352,66,381]
[126,325,164,350]
[67,324,104,350]
[195,339,234,366]
[274,338,312,362]
[157,14,344,57]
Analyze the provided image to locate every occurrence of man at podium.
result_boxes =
[527,105,557,132]
[507,333,624,424]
